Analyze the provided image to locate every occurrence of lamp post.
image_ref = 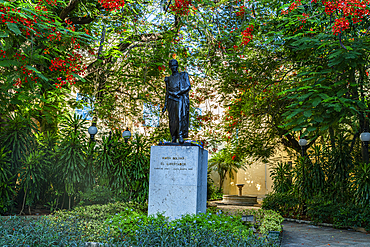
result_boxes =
[298,138,308,157]
[88,123,98,141]
[298,138,308,214]
[360,131,370,164]
[122,128,131,143]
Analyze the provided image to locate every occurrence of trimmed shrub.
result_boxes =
[262,192,299,217]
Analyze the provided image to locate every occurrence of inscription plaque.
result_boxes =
[148,145,208,220]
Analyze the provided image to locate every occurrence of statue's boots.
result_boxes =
[172,136,177,143]
[179,135,184,144]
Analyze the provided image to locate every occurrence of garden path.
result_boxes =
[212,202,370,247]
[282,221,370,247]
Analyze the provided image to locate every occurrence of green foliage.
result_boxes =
[56,114,88,197]
[124,217,270,247]
[259,210,284,235]
[1,203,282,246]
[97,132,150,203]
[51,202,147,242]
[106,210,273,246]
[207,185,223,201]
[270,162,292,193]
[352,162,370,206]
[306,195,339,224]
[19,150,49,213]
[78,186,115,206]
[53,202,147,221]
[0,147,14,214]
[208,145,247,190]
[106,210,164,242]
[207,171,223,200]
[262,192,300,218]
[0,113,36,174]
[0,216,87,246]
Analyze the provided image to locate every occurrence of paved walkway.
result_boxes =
[282,221,370,247]
[211,202,370,247]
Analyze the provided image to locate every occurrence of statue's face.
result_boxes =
[169,62,178,73]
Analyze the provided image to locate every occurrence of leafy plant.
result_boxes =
[0,113,36,175]
[207,184,223,201]
[259,210,284,235]
[78,186,115,206]
[208,145,247,190]
[19,150,49,215]
[0,216,87,246]
[97,132,150,203]
[270,162,292,193]
[106,210,269,246]
[262,192,299,218]
[56,113,89,209]
[352,162,370,206]
[0,147,14,214]
[306,195,338,224]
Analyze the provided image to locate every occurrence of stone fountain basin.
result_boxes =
[220,195,257,206]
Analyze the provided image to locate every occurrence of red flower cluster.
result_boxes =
[0,0,85,87]
[44,0,57,6]
[332,17,350,34]
[285,0,369,34]
[99,0,125,11]
[50,52,86,88]
[158,65,166,71]
[241,25,254,46]
[298,13,309,23]
[236,6,247,17]
[13,66,39,88]
[0,4,55,38]
[170,0,191,16]
[322,1,337,15]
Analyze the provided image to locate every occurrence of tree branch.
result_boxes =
[59,0,79,21]
[65,16,95,25]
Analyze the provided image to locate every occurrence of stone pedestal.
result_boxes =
[148,145,208,220]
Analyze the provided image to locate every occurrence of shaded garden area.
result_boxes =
[1,0,370,245]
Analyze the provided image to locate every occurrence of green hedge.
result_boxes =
[263,192,370,231]
[1,203,281,246]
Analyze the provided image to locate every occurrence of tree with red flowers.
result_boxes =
[198,0,370,161]
[275,0,370,157]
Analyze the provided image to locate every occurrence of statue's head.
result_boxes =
[169,59,178,73]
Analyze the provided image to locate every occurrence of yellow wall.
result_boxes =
[210,149,292,197]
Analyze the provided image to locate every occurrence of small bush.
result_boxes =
[78,186,115,206]
[50,201,147,242]
[106,210,253,242]
[0,205,281,246]
[259,210,284,234]
[106,210,278,246]
[262,192,299,217]
[207,184,223,201]
[128,221,275,247]
[0,216,86,246]
[306,196,338,224]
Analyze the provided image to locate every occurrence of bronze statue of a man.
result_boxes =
[162,59,191,144]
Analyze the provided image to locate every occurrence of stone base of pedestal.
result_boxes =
[220,195,258,206]
[148,145,208,220]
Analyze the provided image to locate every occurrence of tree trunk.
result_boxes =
[19,187,27,215]
[219,171,227,191]
[329,127,335,150]
[61,192,65,209]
